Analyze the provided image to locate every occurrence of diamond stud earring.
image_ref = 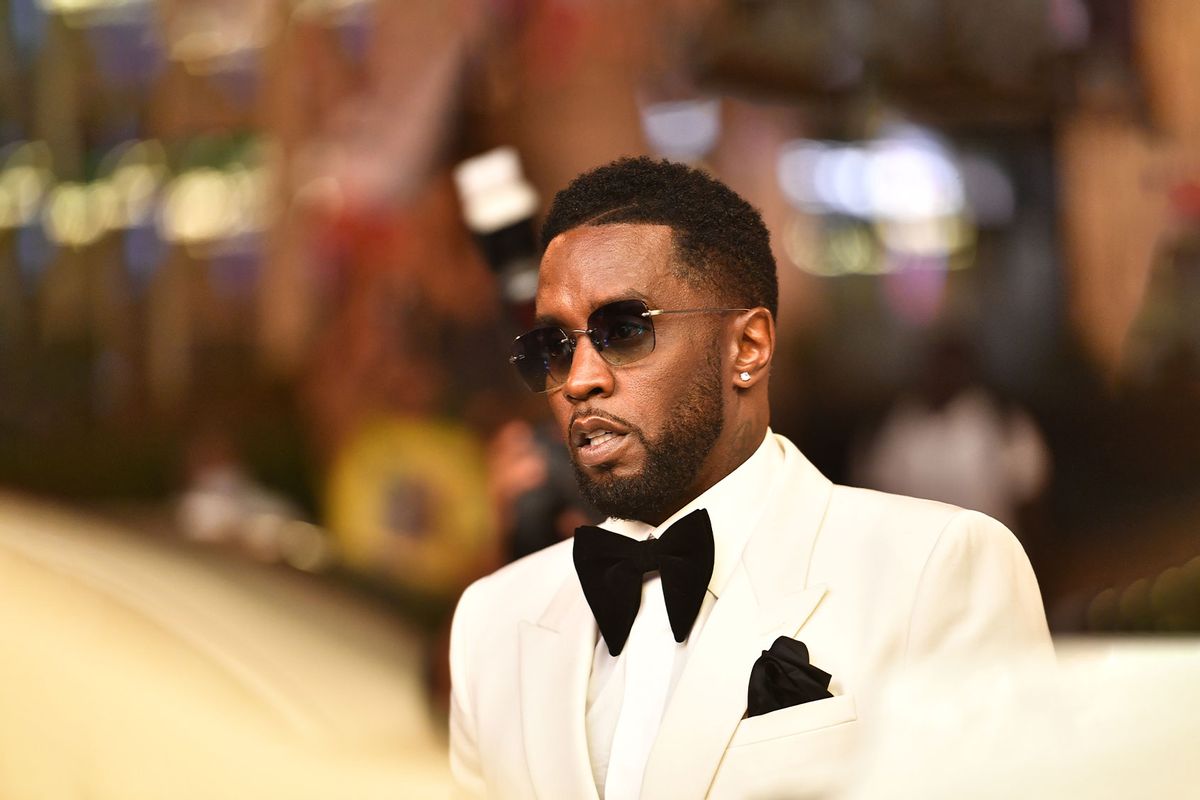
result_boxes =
[739,371,751,382]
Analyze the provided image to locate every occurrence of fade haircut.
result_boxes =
[540,157,778,317]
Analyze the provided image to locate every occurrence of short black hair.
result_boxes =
[540,157,778,317]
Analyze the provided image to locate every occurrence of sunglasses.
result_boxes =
[509,298,749,392]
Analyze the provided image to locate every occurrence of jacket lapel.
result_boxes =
[640,437,835,799]
[519,575,601,800]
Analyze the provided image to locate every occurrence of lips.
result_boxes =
[571,414,633,468]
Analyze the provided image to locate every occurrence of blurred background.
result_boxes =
[1,0,1199,793]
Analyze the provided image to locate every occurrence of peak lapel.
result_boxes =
[640,437,834,799]
[518,576,601,800]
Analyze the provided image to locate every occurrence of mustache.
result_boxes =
[569,407,643,438]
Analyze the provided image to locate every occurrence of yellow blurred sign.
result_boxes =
[326,418,493,596]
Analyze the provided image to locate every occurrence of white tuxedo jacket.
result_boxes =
[449,434,1052,799]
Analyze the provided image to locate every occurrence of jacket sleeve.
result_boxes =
[449,580,488,799]
[904,510,1054,663]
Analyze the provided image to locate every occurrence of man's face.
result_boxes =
[534,223,730,522]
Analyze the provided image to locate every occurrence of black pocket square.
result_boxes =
[746,636,833,718]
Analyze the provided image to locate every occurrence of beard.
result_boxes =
[570,347,724,521]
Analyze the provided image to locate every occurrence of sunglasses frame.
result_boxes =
[509,298,751,393]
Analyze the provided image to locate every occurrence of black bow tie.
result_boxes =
[573,508,715,656]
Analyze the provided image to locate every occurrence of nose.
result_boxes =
[562,332,614,402]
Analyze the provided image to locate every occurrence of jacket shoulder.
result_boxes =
[453,539,575,637]
[818,483,1033,579]
[470,537,574,594]
[827,484,966,544]
[774,433,998,550]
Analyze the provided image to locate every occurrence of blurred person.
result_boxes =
[178,423,302,561]
[853,335,1052,533]
[1117,215,1200,477]
[487,418,593,562]
[448,158,1052,800]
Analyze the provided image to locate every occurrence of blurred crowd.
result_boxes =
[2,0,1200,768]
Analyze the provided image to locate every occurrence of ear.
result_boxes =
[729,308,774,389]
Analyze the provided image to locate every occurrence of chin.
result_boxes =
[572,462,678,522]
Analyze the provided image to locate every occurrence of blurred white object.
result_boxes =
[840,637,1200,800]
[452,147,539,235]
[777,129,967,222]
[176,462,339,571]
[0,494,450,798]
[856,387,1050,530]
[639,98,722,161]
[178,465,298,545]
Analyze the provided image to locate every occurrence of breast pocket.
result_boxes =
[710,695,860,800]
[728,693,857,747]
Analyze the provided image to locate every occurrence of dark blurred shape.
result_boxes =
[488,419,591,562]
[693,0,1099,129]
[454,147,540,329]
[695,0,869,97]
[1081,554,1200,634]
[454,147,596,564]
[1121,193,1200,397]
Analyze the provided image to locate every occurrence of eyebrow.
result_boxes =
[534,290,652,327]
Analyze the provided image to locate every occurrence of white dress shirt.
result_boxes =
[584,430,782,799]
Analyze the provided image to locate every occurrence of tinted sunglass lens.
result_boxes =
[510,301,658,392]
[591,301,655,366]
[511,328,573,392]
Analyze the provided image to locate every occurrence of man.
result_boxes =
[449,157,1052,800]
